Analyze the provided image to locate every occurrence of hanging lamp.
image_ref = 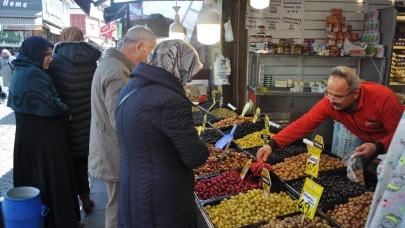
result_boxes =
[250,0,270,9]
[197,0,221,45]
[169,0,186,40]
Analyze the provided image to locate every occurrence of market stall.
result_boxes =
[190,102,379,228]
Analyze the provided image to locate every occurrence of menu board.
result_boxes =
[245,0,303,31]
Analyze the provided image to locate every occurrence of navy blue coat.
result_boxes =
[116,62,209,228]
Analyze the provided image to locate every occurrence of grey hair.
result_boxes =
[330,66,361,92]
[123,25,156,48]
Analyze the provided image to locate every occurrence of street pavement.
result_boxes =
[0,98,107,228]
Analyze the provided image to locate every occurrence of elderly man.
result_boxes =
[257,66,404,166]
[89,25,156,228]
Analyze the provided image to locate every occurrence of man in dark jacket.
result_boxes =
[48,27,102,214]
[116,40,209,227]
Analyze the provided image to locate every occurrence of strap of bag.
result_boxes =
[116,84,152,115]
[8,61,14,71]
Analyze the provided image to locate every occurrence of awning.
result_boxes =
[43,23,62,35]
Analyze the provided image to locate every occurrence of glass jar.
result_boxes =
[277,45,285,54]
[284,45,291,55]
[258,34,265,42]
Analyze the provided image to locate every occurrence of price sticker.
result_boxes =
[306,144,321,178]
[261,129,270,145]
[253,108,261,123]
[240,159,252,180]
[264,115,270,131]
[197,126,203,136]
[241,102,251,117]
[297,178,324,220]
[313,135,324,152]
[261,168,271,197]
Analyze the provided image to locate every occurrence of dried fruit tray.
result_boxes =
[198,187,297,228]
[284,168,376,209]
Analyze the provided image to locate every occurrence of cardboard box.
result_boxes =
[184,84,207,97]
[342,24,352,33]
[331,9,342,17]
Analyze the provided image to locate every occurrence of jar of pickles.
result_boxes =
[277,45,285,54]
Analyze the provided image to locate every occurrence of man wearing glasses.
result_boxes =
[257,66,404,166]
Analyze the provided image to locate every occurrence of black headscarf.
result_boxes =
[18,36,53,69]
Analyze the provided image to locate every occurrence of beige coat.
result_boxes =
[88,48,134,182]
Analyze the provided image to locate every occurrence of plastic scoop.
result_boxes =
[251,157,271,176]
[215,125,237,150]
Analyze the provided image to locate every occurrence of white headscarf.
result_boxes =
[2,49,11,58]
[147,40,203,86]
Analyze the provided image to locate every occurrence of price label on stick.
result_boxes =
[313,135,324,152]
[264,115,270,131]
[261,129,270,145]
[240,160,252,180]
[253,108,261,123]
[241,102,251,117]
[306,145,321,178]
[297,178,324,220]
[198,126,203,136]
[261,167,272,197]
[208,101,217,112]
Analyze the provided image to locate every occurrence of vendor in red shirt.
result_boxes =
[257,66,404,164]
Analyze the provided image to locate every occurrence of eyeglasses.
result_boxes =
[324,90,354,101]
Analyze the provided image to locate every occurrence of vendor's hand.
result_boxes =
[256,145,272,161]
[352,143,377,158]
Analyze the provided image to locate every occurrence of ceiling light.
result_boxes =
[250,0,270,9]
[197,0,221,45]
[169,1,185,40]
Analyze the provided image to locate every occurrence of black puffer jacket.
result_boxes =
[49,42,101,157]
[116,62,209,228]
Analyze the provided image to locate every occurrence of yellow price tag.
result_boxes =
[202,114,207,127]
[264,115,270,131]
[261,129,270,145]
[241,102,251,117]
[197,126,203,136]
[313,135,324,153]
[261,167,271,197]
[306,145,321,178]
[253,108,261,123]
[240,159,252,180]
[297,178,324,220]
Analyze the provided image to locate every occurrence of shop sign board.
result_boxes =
[0,0,43,17]
[2,24,42,30]
[245,0,303,31]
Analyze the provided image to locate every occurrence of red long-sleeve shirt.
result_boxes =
[269,82,405,153]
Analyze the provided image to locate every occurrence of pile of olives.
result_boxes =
[326,192,374,228]
[192,106,200,112]
[192,112,217,126]
[223,122,264,139]
[193,144,251,177]
[211,108,238,119]
[262,214,332,228]
[200,129,223,143]
[289,173,366,207]
[272,153,345,180]
[235,131,274,149]
[213,116,256,128]
[204,189,297,228]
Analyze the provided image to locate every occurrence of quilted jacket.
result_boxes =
[49,41,101,157]
[116,62,209,228]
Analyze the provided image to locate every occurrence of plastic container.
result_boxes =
[1,186,49,228]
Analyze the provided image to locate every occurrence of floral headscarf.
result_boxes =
[147,39,203,86]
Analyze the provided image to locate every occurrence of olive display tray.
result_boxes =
[201,128,225,144]
[198,186,296,228]
[284,167,377,209]
[194,142,254,181]
[263,211,338,228]
[270,151,345,183]
[194,173,262,205]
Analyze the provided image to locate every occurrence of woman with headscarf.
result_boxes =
[0,49,16,88]
[7,36,82,228]
[48,27,101,213]
[115,40,209,227]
